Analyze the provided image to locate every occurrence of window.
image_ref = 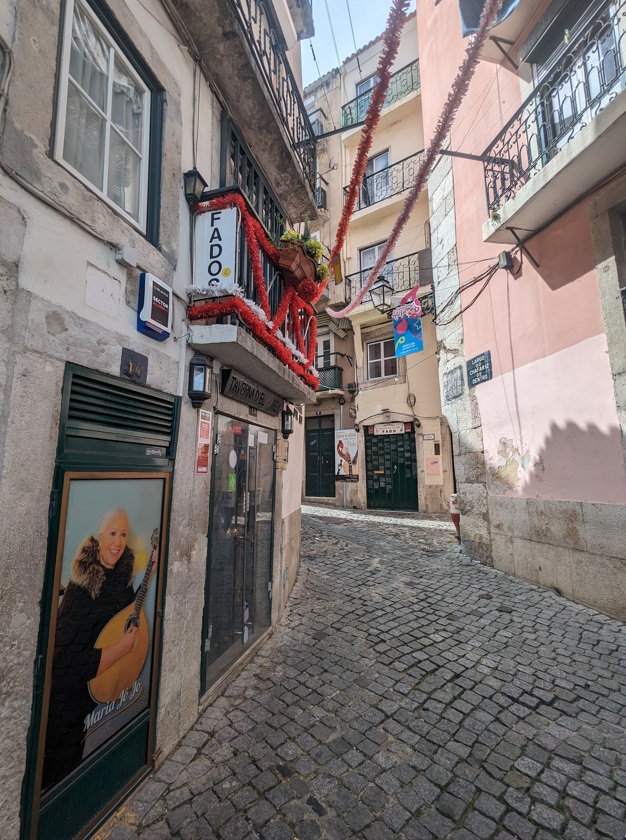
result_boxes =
[316,329,333,369]
[359,242,394,288]
[356,74,378,121]
[361,150,391,206]
[529,0,623,152]
[367,338,397,379]
[56,0,161,234]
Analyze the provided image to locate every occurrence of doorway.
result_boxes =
[365,425,418,510]
[305,415,335,498]
[202,416,275,691]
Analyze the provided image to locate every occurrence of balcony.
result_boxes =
[344,151,424,212]
[316,360,344,393]
[344,249,432,304]
[170,0,316,219]
[342,60,420,129]
[482,0,626,243]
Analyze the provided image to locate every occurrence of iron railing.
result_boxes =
[230,0,316,190]
[344,150,424,211]
[344,249,431,303]
[483,0,626,212]
[316,364,343,391]
[342,60,420,128]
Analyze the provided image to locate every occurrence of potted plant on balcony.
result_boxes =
[278,228,329,302]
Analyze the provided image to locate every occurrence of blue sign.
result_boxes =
[392,288,424,358]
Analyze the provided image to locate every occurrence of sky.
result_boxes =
[301,0,417,88]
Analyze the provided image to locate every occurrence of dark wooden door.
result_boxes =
[365,428,418,511]
[305,416,335,497]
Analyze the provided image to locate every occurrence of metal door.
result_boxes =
[202,417,275,691]
[305,416,335,497]
[365,427,418,511]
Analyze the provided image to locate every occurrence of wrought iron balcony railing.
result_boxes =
[344,249,431,303]
[230,0,316,190]
[342,60,420,128]
[343,150,424,211]
[483,0,626,213]
[316,362,344,391]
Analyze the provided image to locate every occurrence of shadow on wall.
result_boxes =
[487,421,626,504]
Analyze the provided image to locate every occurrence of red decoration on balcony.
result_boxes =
[189,191,318,388]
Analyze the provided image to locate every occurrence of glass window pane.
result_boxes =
[112,58,144,150]
[70,4,109,111]
[368,343,381,361]
[383,357,397,377]
[383,339,395,357]
[108,131,141,220]
[369,360,381,379]
[64,81,105,189]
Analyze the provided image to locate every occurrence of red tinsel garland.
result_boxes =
[313,0,409,304]
[327,0,505,318]
[194,192,279,319]
[188,296,318,389]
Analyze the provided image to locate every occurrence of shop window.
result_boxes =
[367,338,397,380]
[55,0,162,238]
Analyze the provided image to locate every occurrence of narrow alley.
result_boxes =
[101,509,626,840]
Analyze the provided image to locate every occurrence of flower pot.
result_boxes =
[278,242,317,286]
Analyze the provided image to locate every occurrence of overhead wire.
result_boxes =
[323,0,343,69]
[308,42,337,131]
[345,0,363,78]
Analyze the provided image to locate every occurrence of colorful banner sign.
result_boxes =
[392,287,424,358]
[335,429,359,481]
[196,409,212,474]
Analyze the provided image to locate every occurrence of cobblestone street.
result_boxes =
[103,509,626,840]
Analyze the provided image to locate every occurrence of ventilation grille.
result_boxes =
[66,371,176,451]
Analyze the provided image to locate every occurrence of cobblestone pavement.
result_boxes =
[103,511,626,840]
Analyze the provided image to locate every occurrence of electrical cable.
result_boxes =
[308,42,337,131]
[345,0,363,78]
[323,0,343,69]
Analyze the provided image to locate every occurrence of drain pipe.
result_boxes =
[340,400,347,509]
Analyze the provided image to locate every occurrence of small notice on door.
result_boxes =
[196,409,212,474]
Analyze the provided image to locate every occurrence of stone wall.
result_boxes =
[428,151,493,564]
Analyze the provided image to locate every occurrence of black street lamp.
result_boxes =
[183,167,208,205]
[281,407,294,439]
[188,355,212,408]
[369,276,395,315]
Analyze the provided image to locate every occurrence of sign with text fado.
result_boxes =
[194,208,239,293]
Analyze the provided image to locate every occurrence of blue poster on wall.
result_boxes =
[392,287,424,358]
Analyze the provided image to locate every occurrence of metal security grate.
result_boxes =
[65,369,176,451]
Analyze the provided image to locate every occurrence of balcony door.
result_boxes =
[361,150,391,206]
[359,242,394,290]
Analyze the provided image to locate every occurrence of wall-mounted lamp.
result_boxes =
[369,276,395,316]
[281,407,294,439]
[183,167,208,205]
[414,418,422,430]
[354,422,360,433]
[187,354,212,408]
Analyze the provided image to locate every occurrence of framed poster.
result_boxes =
[39,472,168,794]
[335,429,359,481]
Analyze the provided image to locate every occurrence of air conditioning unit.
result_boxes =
[316,186,327,211]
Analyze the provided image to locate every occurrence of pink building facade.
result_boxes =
[417,0,626,620]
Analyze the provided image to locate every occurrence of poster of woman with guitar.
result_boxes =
[41,475,165,792]
[335,430,359,482]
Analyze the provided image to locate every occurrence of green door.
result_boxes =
[365,426,418,511]
[305,416,335,497]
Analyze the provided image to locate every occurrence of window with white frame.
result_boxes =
[359,242,394,288]
[56,0,155,230]
[367,338,397,380]
[316,328,334,368]
[361,149,391,206]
